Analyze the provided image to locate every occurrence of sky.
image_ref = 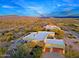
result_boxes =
[0,0,79,16]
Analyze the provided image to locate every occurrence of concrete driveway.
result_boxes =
[41,52,64,58]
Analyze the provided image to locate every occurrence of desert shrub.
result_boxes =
[0,47,7,57]
[52,28,64,39]
[26,41,36,48]
[5,32,13,36]
[37,41,45,48]
[10,43,32,58]
[10,41,36,58]
[4,32,14,42]
[68,34,76,39]
[65,46,79,58]
[58,23,65,26]
[0,35,14,42]
[24,28,31,33]
[72,27,79,33]
[6,35,14,42]
[65,23,79,28]
[32,26,44,32]
[55,35,64,39]
[30,45,42,58]
[10,42,42,58]
[14,28,19,33]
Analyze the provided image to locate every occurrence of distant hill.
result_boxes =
[52,16,79,18]
[0,15,40,20]
[0,15,79,20]
[40,16,79,18]
[40,8,79,18]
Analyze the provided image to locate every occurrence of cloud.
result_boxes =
[2,5,14,8]
[27,6,44,14]
[57,4,61,7]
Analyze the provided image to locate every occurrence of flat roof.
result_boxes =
[45,39,65,48]
[23,31,55,41]
[45,39,64,45]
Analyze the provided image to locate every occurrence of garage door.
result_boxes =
[45,48,50,52]
[53,48,63,54]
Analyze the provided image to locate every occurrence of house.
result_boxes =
[23,31,65,55]
[43,39,65,54]
[43,25,61,31]
[23,31,55,42]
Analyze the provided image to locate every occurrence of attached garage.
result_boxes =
[45,39,65,54]
[53,48,63,54]
[45,48,50,52]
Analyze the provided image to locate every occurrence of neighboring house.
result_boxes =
[23,31,65,55]
[43,25,61,31]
